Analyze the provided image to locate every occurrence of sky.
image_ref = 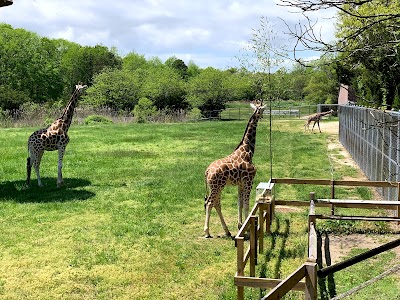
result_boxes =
[0,0,338,70]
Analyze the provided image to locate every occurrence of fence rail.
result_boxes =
[235,178,400,299]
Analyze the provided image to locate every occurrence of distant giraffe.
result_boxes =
[204,101,266,238]
[26,83,87,187]
[304,109,334,133]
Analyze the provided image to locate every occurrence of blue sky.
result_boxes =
[0,0,337,69]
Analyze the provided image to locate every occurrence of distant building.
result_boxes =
[338,84,356,105]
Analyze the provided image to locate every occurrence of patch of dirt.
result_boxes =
[321,234,400,265]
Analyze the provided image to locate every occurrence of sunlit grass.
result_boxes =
[0,119,398,299]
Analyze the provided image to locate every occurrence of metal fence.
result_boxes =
[205,104,339,121]
[339,105,400,200]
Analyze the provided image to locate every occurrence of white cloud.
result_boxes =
[0,0,338,69]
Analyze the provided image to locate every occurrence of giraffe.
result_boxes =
[204,101,266,238]
[26,83,87,187]
[304,109,334,133]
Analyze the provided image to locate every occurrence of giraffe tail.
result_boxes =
[26,157,31,186]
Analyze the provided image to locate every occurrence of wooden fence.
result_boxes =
[234,178,400,300]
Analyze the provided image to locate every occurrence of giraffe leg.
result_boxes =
[57,147,65,187]
[317,120,321,133]
[214,204,232,238]
[33,151,44,187]
[204,201,213,238]
[237,185,244,229]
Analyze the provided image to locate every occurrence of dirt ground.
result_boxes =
[308,121,400,263]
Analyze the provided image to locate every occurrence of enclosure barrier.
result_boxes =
[234,178,400,300]
[339,105,400,201]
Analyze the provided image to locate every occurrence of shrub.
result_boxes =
[132,97,157,123]
[84,115,113,125]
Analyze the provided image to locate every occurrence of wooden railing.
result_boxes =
[234,178,400,300]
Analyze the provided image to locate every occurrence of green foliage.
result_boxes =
[0,85,31,110]
[336,0,400,108]
[133,97,157,123]
[82,68,142,111]
[139,65,188,110]
[84,115,113,125]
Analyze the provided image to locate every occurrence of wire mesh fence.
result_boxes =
[339,105,400,201]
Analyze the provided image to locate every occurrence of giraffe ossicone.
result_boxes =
[26,83,87,187]
[204,100,266,238]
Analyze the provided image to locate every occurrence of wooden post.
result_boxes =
[258,203,265,254]
[331,180,335,215]
[266,201,271,234]
[397,182,400,225]
[236,237,245,300]
[250,216,257,277]
[305,262,318,300]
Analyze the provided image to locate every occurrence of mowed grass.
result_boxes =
[0,118,398,299]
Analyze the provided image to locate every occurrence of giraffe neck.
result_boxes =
[235,111,260,159]
[60,88,80,131]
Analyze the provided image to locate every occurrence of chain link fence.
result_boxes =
[339,105,400,201]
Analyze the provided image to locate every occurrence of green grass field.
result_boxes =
[0,119,398,299]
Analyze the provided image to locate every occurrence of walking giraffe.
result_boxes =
[204,101,266,238]
[304,109,334,133]
[26,83,87,187]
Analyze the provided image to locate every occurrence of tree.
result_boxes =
[123,52,147,72]
[165,56,189,80]
[82,68,142,111]
[139,65,188,110]
[133,97,157,123]
[280,0,400,107]
[186,67,230,116]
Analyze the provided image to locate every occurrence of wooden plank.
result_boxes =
[234,276,305,290]
[315,199,400,209]
[261,264,306,300]
[316,215,400,222]
[271,178,396,188]
[305,262,318,300]
[308,222,317,262]
[236,203,259,237]
[236,237,244,276]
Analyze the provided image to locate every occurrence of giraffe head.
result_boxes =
[250,100,266,119]
[75,82,88,92]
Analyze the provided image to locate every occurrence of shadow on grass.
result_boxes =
[0,177,95,203]
[317,231,337,300]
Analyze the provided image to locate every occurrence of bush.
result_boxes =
[84,115,113,125]
[133,97,157,123]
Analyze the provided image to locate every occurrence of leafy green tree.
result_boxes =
[335,0,400,108]
[139,65,188,110]
[82,68,141,111]
[186,67,230,116]
[187,60,201,78]
[0,85,31,110]
[165,56,189,80]
[0,24,63,102]
[133,97,157,123]
[303,58,338,104]
[123,52,147,72]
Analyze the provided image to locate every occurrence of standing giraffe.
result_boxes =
[304,109,334,133]
[204,101,266,238]
[26,83,87,187]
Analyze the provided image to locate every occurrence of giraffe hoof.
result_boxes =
[205,235,213,239]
